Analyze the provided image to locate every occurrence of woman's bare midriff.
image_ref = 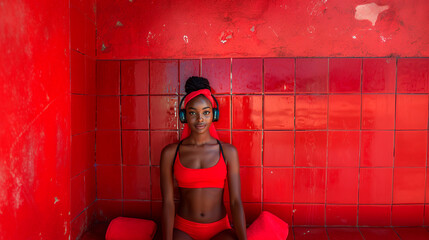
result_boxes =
[177,187,226,223]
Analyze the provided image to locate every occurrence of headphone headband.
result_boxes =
[179,92,220,123]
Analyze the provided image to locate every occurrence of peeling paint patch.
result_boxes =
[101,43,106,51]
[307,25,315,34]
[355,3,389,26]
[352,35,357,39]
[54,197,59,204]
[183,35,189,44]
[116,21,123,27]
[219,30,233,44]
[250,26,255,32]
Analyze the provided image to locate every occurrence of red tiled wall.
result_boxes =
[95,57,429,227]
[70,0,97,239]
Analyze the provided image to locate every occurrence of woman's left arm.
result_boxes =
[224,144,247,240]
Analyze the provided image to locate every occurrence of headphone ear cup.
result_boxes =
[179,109,187,123]
[212,108,219,122]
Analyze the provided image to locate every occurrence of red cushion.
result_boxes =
[247,211,289,240]
[105,217,157,240]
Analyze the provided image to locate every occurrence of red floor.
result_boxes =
[82,223,429,240]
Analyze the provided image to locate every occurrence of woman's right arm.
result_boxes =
[160,144,176,240]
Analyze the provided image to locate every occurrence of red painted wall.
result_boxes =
[91,0,429,232]
[96,0,429,59]
[70,0,97,239]
[0,1,71,239]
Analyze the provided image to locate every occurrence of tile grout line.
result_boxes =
[357,58,363,227]
[292,57,297,227]
[390,57,398,227]
[261,58,264,210]
[324,57,330,227]
[148,60,152,218]
[119,60,124,215]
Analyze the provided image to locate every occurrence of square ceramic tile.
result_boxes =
[264,95,294,130]
[121,60,149,95]
[295,131,327,167]
[149,96,178,130]
[293,204,325,226]
[71,95,96,134]
[263,168,293,202]
[123,166,150,200]
[294,227,328,240]
[96,61,120,95]
[360,131,394,167]
[396,94,429,130]
[213,95,230,130]
[232,58,262,93]
[243,203,262,224]
[95,200,123,222]
[359,227,400,240]
[71,50,85,94]
[240,167,262,202]
[70,210,87,240]
[96,130,121,165]
[295,95,328,130]
[294,168,326,203]
[149,60,178,94]
[359,168,393,204]
[232,95,262,130]
[362,58,396,93]
[329,58,361,93]
[393,168,425,204]
[71,172,85,219]
[121,96,149,129]
[201,59,231,94]
[122,131,149,165]
[392,205,424,226]
[358,205,391,226]
[362,94,395,130]
[71,131,95,177]
[232,131,262,166]
[264,58,294,93]
[263,131,294,167]
[395,131,427,167]
[96,165,122,199]
[326,168,358,204]
[326,206,358,226]
[296,58,328,93]
[328,95,360,129]
[326,227,363,239]
[395,227,429,240]
[262,203,293,224]
[397,58,429,93]
[150,166,161,201]
[179,60,200,94]
[84,167,96,207]
[96,96,120,130]
[327,131,359,167]
[123,201,151,219]
[150,131,179,166]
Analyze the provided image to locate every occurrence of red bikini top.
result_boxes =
[173,140,227,188]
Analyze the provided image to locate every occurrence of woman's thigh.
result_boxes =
[173,228,193,240]
[211,229,237,240]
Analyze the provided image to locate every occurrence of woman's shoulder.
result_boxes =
[218,141,238,157]
[160,142,180,166]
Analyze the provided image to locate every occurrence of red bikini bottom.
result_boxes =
[174,214,232,240]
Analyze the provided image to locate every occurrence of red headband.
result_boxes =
[180,89,219,140]
[183,89,215,108]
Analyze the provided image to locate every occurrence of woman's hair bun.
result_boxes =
[185,76,211,94]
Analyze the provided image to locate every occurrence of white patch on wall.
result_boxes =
[183,35,189,44]
[355,3,389,26]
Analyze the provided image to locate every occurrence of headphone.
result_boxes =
[179,93,220,123]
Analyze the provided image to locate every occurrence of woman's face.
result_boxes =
[185,95,213,133]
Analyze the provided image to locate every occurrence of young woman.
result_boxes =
[160,77,247,240]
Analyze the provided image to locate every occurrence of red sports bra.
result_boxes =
[173,140,227,188]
